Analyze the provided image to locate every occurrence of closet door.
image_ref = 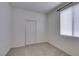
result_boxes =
[25,20,37,45]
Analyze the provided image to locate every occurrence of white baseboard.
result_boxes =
[11,40,47,48]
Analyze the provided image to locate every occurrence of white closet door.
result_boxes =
[25,20,36,44]
[60,7,73,36]
[73,4,79,37]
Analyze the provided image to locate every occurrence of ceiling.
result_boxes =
[10,2,63,13]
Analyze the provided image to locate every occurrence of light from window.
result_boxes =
[60,3,79,37]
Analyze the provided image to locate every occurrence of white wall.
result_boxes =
[0,3,12,56]
[48,10,79,56]
[12,7,47,48]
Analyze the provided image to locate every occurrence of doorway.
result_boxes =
[25,20,37,45]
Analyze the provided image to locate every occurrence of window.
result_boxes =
[60,3,79,37]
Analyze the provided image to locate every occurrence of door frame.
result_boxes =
[25,20,37,46]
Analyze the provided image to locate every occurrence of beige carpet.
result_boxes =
[7,43,69,56]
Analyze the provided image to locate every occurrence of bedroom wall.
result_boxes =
[0,3,12,55]
[12,7,47,48]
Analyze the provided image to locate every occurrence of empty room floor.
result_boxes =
[7,43,69,56]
